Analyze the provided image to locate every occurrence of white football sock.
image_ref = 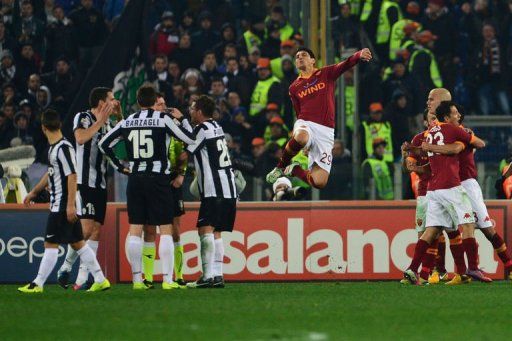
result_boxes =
[34,248,59,287]
[75,240,99,285]
[77,245,105,283]
[143,241,155,248]
[127,235,143,283]
[213,238,224,277]
[59,245,78,273]
[200,233,215,279]
[159,235,174,283]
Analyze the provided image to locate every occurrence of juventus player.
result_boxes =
[99,84,195,290]
[171,95,237,289]
[57,87,119,290]
[266,47,372,188]
[19,109,110,293]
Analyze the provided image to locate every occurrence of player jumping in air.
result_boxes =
[266,47,372,188]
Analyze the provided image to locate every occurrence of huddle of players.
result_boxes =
[19,84,236,293]
[401,88,512,285]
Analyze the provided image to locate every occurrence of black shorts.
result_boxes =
[45,211,84,244]
[197,197,237,232]
[77,185,107,224]
[127,174,174,225]
[171,185,185,218]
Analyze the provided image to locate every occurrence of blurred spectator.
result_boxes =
[0,21,17,56]
[381,56,420,112]
[231,107,253,154]
[322,139,352,200]
[374,0,402,64]
[149,11,179,59]
[149,54,172,101]
[251,137,267,176]
[214,23,237,62]
[179,10,196,34]
[224,57,252,106]
[41,56,80,113]
[181,68,203,94]
[35,85,51,112]
[421,0,457,90]
[171,33,197,72]
[261,22,282,59]
[264,116,288,147]
[1,82,19,106]
[24,73,40,105]
[472,22,510,115]
[267,5,294,42]
[240,15,265,55]
[249,57,282,117]
[362,138,394,200]
[388,2,421,60]
[13,0,45,54]
[191,11,220,57]
[43,0,57,24]
[361,102,393,162]
[0,110,10,148]
[200,50,221,90]
[0,50,22,89]
[168,60,181,83]
[270,40,295,80]
[332,2,360,55]
[16,43,40,89]
[4,111,33,147]
[217,42,238,74]
[44,5,77,71]
[169,81,187,112]
[209,76,227,102]
[1,0,15,29]
[384,90,413,159]
[103,0,125,27]
[69,0,107,72]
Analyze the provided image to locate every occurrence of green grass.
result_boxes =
[1,282,512,340]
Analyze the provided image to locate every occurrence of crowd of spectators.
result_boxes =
[1,0,511,200]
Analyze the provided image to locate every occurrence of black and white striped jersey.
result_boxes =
[47,138,77,212]
[73,110,109,189]
[187,120,237,199]
[98,109,195,175]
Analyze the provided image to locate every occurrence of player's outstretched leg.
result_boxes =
[266,130,309,184]
[460,223,492,283]
[402,228,438,284]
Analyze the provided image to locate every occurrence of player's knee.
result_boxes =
[481,227,495,241]
[293,130,309,146]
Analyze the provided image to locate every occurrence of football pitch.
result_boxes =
[1,282,511,340]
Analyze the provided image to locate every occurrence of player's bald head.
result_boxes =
[427,88,452,114]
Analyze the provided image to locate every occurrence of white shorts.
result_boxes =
[415,195,428,232]
[425,186,475,229]
[461,178,493,229]
[293,119,335,173]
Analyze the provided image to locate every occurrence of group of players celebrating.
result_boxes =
[17,43,509,292]
[19,85,236,292]
[401,88,512,285]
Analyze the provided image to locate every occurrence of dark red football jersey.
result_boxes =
[458,130,478,181]
[289,51,362,128]
[426,123,472,191]
[408,131,430,196]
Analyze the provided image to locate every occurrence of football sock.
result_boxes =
[448,230,467,274]
[420,239,438,280]
[59,245,78,273]
[291,166,320,188]
[489,233,512,269]
[77,244,105,283]
[75,260,89,286]
[408,239,430,273]
[462,237,479,271]
[87,240,99,254]
[213,238,224,277]
[159,235,174,284]
[34,248,59,287]
[127,235,143,283]
[436,234,447,273]
[200,233,215,279]
[277,138,303,169]
[142,242,156,282]
[174,241,184,280]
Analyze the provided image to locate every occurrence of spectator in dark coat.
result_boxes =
[260,22,281,59]
[224,57,253,106]
[0,21,17,57]
[191,11,220,58]
[41,56,81,113]
[200,50,222,90]
[213,22,237,62]
[13,0,45,54]
[332,2,360,54]
[384,90,413,159]
[0,50,23,89]
[44,5,77,71]
[170,33,198,72]
[69,0,108,72]
[16,43,40,90]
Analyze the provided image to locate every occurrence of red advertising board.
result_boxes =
[116,201,509,282]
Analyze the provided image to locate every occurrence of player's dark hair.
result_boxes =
[456,103,465,124]
[194,95,215,118]
[89,87,111,108]
[41,109,61,131]
[422,109,429,121]
[296,47,315,59]
[137,84,157,107]
[156,91,164,99]
[435,100,456,122]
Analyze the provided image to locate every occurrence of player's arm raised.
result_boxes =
[421,141,465,155]
[24,172,48,206]
[98,121,130,174]
[74,102,112,144]
[329,48,372,79]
